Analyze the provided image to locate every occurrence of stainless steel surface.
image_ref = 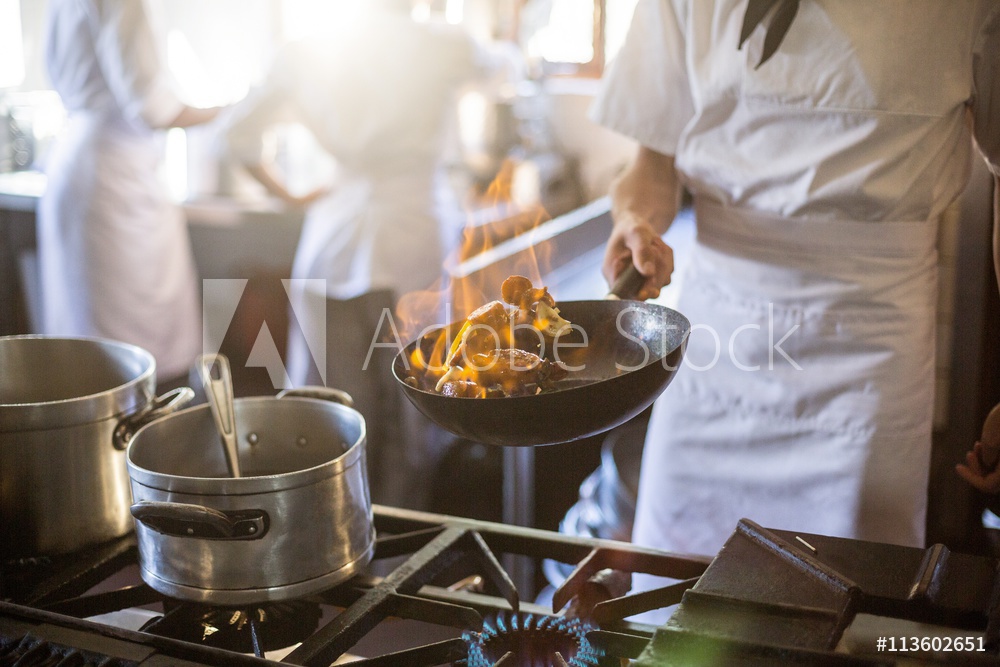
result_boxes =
[197,354,241,478]
[0,335,191,557]
[126,391,375,604]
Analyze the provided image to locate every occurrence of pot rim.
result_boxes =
[0,335,155,432]
[126,396,367,495]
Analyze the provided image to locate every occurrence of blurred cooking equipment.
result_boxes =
[0,335,192,558]
[0,91,64,174]
[461,85,584,218]
[126,386,374,605]
[197,353,242,477]
[393,270,689,447]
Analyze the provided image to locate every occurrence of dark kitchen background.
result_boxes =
[2,0,998,591]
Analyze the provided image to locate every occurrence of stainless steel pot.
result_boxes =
[126,387,374,605]
[0,335,193,558]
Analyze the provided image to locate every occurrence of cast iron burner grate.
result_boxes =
[3,507,999,666]
[0,631,139,667]
[463,611,603,667]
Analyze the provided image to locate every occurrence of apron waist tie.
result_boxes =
[693,198,938,260]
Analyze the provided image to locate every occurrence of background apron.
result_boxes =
[38,112,201,381]
[632,198,938,559]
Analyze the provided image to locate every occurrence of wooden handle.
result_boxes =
[608,263,647,300]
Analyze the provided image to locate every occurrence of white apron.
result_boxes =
[632,198,938,559]
[37,112,201,380]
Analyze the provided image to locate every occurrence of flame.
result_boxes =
[393,158,564,396]
[463,611,604,667]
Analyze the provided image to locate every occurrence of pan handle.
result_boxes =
[113,387,195,450]
[277,386,354,408]
[607,263,647,301]
[130,500,268,540]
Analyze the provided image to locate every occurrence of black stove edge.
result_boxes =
[372,503,713,570]
[0,599,283,665]
[635,519,1000,667]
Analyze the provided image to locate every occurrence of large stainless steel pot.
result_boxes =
[0,335,193,558]
[126,388,374,605]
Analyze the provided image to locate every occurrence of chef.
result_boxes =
[592,0,1000,559]
[223,0,515,507]
[38,0,224,387]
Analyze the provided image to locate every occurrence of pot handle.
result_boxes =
[113,387,195,451]
[130,501,269,540]
[277,386,354,408]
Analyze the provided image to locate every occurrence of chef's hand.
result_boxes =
[603,146,681,300]
[244,163,330,209]
[283,185,331,209]
[956,402,1000,493]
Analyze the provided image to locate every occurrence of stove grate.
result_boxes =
[0,631,139,667]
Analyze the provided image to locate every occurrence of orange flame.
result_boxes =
[393,158,559,394]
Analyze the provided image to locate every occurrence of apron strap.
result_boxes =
[693,198,938,261]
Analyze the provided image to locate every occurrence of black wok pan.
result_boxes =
[392,284,690,447]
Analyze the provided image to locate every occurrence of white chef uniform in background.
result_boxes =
[223,0,515,507]
[592,0,1000,560]
[39,0,205,383]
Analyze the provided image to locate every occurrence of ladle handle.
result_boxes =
[197,354,242,478]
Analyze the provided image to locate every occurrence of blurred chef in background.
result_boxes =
[223,0,518,507]
[38,0,225,388]
[594,0,999,562]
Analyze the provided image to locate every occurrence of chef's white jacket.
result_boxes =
[592,0,1000,562]
[223,9,504,302]
[38,0,201,381]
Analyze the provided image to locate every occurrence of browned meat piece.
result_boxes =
[440,380,483,398]
[468,348,568,397]
[447,300,511,366]
[500,275,569,340]
[468,299,511,330]
[501,274,555,310]
[428,276,573,398]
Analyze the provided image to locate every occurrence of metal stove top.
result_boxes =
[1,506,998,666]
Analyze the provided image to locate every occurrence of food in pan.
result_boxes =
[412,275,573,398]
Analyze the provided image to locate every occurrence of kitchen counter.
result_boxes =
[0,170,305,230]
[0,171,306,335]
[0,171,45,212]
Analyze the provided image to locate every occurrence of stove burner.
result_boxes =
[143,600,322,655]
[463,612,604,667]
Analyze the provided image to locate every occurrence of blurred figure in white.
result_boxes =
[39,0,225,387]
[224,0,518,507]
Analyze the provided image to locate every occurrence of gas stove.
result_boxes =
[1,506,998,666]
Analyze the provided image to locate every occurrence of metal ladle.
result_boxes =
[197,353,242,478]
